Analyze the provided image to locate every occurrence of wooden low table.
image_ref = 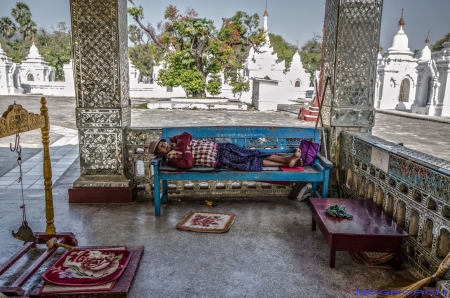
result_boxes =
[309,198,408,270]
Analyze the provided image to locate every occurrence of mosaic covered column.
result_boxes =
[68,0,134,202]
[320,0,383,189]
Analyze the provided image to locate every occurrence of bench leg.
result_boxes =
[162,180,168,203]
[322,168,330,198]
[153,166,161,216]
[312,182,318,197]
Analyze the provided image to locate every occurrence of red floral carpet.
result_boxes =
[176,211,236,233]
[42,248,131,286]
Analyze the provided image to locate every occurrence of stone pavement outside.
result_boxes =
[0,95,447,297]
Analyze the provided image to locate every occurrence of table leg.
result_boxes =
[329,236,336,268]
[312,217,316,231]
[393,238,402,270]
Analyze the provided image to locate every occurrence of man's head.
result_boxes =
[148,139,172,156]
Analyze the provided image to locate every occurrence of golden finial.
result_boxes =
[398,8,405,26]
[425,30,430,44]
[264,0,269,16]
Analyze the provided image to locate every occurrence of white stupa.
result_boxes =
[19,42,55,82]
[376,10,417,110]
[0,42,18,95]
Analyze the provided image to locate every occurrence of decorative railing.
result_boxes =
[339,131,450,279]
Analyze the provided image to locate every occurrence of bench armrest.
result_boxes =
[151,156,164,166]
[316,155,333,168]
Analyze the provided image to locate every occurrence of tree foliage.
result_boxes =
[128,24,159,80]
[0,2,70,82]
[11,2,36,41]
[299,32,322,85]
[431,32,450,52]
[36,22,71,81]
[128,0,265,97]
[268,33,296,70]
[0,17,17,39]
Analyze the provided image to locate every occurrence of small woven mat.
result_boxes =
[40,281,115,294]
[42,247,131,286]
[176,211,236,233]
[349,251,395,269]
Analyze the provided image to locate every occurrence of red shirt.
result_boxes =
[166,132,218,169]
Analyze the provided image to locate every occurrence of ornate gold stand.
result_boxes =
[0,98,77,296]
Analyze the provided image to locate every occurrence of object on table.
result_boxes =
[325,204,353,219]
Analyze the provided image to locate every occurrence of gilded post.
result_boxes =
[40,97,55,235]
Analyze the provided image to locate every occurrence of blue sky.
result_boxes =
[1,0,449,54]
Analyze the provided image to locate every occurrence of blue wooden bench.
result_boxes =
[151,126,332,216]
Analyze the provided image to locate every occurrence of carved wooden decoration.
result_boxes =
[0,103,45,138]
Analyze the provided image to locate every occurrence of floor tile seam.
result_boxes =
[50,137,79,147]
[50,126,78,134]
[1,127,78,179]
[1,149,77,181]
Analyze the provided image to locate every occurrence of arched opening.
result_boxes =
[419,255,430,270]
[425,77,433,106]
[295,80,300,87]
[358,176,366,198]
[376,188,384,206]
[27,73,34,81]
[395,200,406,226]
[437,228,450,258]
[386,194,394,217]
[422,218,433,249]
[166,86,173,92]
[409,210,419,238]
[352,171,358,192]
[366,181,375,200]
[398,78,410,102]
[346,168,352,189]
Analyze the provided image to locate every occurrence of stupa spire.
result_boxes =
[263,1,270,44]
[398,8,405,26]
[419,31,432,61]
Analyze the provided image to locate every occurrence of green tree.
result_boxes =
[0,17,17,40]
[0,39,30,63]
[206,73,222,96]
[300,32,322,85]
[128,1,265,97]
[36,22,71,81]
[431,32,450,52]
[128,24,160,80]
[268,33,296,70]
[11,2,36,41]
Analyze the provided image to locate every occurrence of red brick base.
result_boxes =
[68,186,137,203]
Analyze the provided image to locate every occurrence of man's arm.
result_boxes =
[167,151,194,169]
[169,132,192,152]
[167,132,194,169]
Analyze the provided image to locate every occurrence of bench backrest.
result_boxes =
[162,126,320,154]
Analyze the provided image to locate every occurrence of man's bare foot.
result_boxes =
[287,148,301,167]
[294,158,303,167]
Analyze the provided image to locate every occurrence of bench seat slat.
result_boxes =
[159,168,325,182]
